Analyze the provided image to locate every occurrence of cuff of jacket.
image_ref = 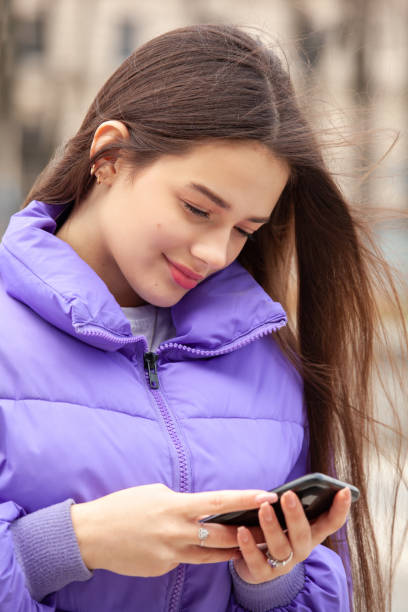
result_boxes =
[229,559,305,612]
[10,498,93,601]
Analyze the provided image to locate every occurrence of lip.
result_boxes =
[165,256,204,290]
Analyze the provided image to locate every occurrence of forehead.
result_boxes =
[154,140,290,215]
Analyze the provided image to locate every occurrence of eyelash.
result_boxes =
[183,202,255,241]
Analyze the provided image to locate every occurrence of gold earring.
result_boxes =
[96,174,102,185]
[90,163,96,176]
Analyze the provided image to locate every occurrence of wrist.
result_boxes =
[70,501,100,571]
[229,559,305,611]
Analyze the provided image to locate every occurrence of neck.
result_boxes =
[55,194,145,307]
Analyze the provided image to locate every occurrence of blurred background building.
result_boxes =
[1,1,407,222]
[0,0,407,608]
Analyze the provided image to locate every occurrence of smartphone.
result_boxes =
[201,473,359,530]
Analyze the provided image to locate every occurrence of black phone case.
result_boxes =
[202,473,360,530]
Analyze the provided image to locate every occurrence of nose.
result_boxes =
[190,230,230,272]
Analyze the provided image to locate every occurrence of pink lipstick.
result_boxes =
[165,257,203,290]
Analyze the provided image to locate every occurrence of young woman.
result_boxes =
[0,24,405,612]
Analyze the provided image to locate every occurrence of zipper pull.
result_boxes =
[143,352,159,389]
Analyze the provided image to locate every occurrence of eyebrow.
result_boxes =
[188,182,271,224]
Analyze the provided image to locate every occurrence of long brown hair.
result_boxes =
[22,24,407,611]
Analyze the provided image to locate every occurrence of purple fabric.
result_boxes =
[0,200,350,611]
[229,560,305,611]
[0,501,54,611]
[10,499,92,601]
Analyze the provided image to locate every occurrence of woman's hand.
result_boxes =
[233,487,351,584]
[70,483,276,577]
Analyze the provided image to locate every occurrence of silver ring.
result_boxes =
[198,526,210,547]
[265,549,294,568]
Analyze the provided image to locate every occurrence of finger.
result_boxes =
[187,521,265,551]
[184,545,242,565]
[188,522,241,549]
[310,488,351,544]
[280,491,311,559]
[245,525,265,544]
[258,501,293,562]
[182,489,278,518]
[235,526,273,583]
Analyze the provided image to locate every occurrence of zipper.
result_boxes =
[75,325,138,345]
[151,384,187,612]
[143,352,159,389]
[76,316,286,358]
[155,318,286,359]
[168,565,185,612]
[142,353,188,612]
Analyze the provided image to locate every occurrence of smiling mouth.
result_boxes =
[165,256,203,290]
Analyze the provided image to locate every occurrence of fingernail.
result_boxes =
[284,491,297,509]
[342,488,351,503]
[261,501,273,522]
[238,526,249,543]
[255,492,278,504]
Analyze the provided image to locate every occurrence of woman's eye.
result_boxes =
[183,202,210,218]
[183,201,255,241]
[236,227,255,241]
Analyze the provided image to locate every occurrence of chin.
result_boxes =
[140,290,187,308]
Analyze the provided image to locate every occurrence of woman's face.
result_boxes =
[66,140,289,307]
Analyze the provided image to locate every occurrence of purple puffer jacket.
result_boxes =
[0,200,349,611]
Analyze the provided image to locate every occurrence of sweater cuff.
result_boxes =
[10,498,93,601]
[229,559,305,612]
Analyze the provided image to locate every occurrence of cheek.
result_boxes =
[226,239,246,266]
[99,197,138,245]
[150,217,194,250]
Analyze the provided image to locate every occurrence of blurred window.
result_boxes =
[14,14,46,61]
[117,20,137,59]
[21,123,52,196]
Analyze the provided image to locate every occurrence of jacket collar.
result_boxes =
[0,200,286,352]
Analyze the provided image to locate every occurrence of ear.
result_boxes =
[90,120,130,183]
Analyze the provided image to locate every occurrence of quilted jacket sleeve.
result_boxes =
[0,501,55,611]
